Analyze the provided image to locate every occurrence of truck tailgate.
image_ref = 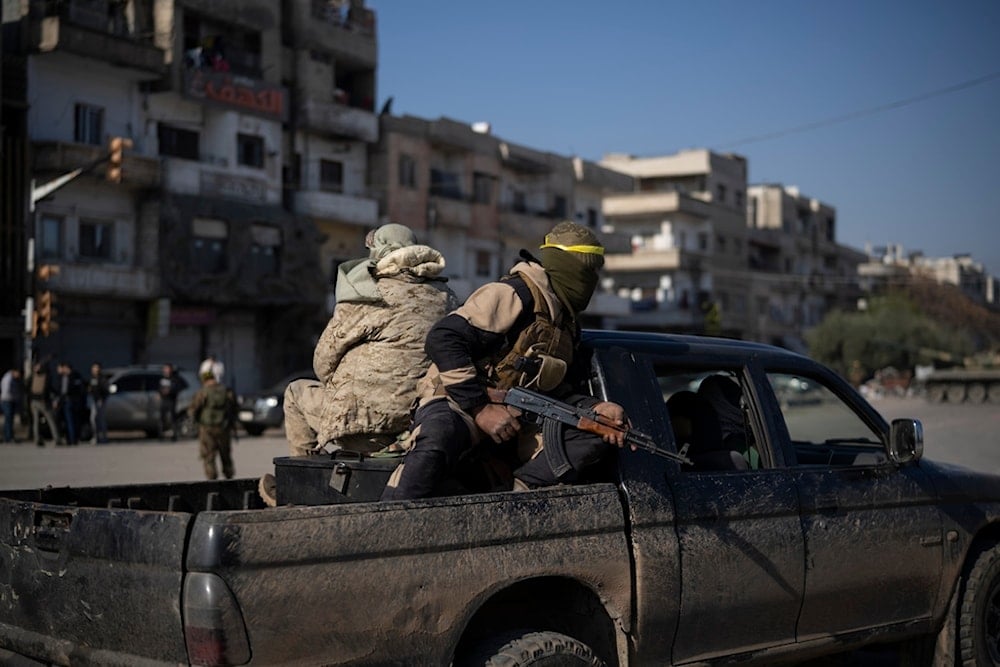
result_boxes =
[0,490,194,665]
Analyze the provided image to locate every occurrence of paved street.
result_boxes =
[1,394,997,490]
[0,429,288,490]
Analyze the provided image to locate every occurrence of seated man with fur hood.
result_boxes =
[281,223,459,459]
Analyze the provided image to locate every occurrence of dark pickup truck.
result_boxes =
[2,331,1000,666]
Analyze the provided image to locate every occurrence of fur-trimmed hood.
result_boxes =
[335,245,447,303]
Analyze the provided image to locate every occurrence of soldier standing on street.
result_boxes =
[28,361,60,447]
[189,371,238,480]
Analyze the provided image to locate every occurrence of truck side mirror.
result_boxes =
[888,418,923,464]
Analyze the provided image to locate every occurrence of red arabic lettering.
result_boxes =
[190,72,285,119]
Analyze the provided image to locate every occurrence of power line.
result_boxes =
[713,70,1000,150]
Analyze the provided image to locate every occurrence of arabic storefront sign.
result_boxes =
[200,171,269,204]
[184,69,287,121]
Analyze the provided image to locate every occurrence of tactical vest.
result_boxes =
[198,385,230,427]
[489,273,578,391]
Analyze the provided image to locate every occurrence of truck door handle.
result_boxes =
[33,510,73,553]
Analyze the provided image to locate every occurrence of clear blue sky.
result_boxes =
[374,1,1000,277]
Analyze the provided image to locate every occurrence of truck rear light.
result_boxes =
[183,572,251,666]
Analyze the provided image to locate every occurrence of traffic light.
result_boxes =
[107,136,133,183]
[36,291,58,337]
[37,264,60,281]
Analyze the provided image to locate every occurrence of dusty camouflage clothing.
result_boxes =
[189,380,237,479]
[198,425,235,480]
[284,244,458,455]
[382,222,611,500]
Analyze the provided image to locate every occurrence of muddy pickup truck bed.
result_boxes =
[3,331,1000,667]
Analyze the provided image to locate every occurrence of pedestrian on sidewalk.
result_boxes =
[1,367,23,443]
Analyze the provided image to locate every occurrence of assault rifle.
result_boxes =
[487,386,692,467]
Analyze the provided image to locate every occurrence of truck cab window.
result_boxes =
[658,368,761,472]
[766,373,886,467]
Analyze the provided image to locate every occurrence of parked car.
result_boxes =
[237,369,316,435]
[104,365,200,439]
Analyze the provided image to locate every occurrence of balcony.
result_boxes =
[161,158,281,206]
[605,248,687,272]
[293,190,378,226]
[288,0,377,67]
[32,141,159,189]
[603,305,704,331]
[297,96,378,142]
[28,0,165,77]
[603,191,712,220]
[47,263,159,300]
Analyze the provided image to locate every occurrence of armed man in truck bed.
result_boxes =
[381,221,627,500]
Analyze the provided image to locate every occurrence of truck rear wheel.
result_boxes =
[989,383,1000,404]
[958,543,1000,666]
[468,630,605,667]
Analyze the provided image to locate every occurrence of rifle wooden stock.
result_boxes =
[485,386,692,465]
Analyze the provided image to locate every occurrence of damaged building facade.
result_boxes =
[5,0,379,389]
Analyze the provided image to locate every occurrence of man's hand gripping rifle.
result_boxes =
[489,386,692,466]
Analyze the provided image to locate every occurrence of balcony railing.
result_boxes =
[29,0,166,74]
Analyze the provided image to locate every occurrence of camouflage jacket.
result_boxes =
[313,245,459,443]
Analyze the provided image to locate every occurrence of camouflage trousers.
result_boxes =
[284,379,395,456]
[198,425,234,480]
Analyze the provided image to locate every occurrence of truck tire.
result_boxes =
[988,383,1000,404]
[468,630,605,667]
[958,543,1000,665]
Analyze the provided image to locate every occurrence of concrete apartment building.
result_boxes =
[746,184,866,350]
[595,153,866,348]
[860,244,998,309]
[369,114,633,321]
[598,149,752,337]
[3,0,380,389]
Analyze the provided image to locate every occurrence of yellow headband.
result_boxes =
[539,240,605,256]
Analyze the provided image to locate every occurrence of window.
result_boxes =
[475,250,491,277]
[183,13,262,77]
[191,217,228,274]
[655,367,761,472]
[39,215,63,260]
[237,133,264,168]
[158,124,200,160]
[429,168,462,200]
[398,153,416,188]
[697,232,709,252]
[250,224,281,277]
[552,195,567,219]
[74,104,104,145]
[79,219,113,260]
[716,183,727,204]
[766,373,884,466]
[512,189,526,213]
[320,159,343,192]
[587,208,598,228]
[735,190,744,209]
[473,172,493,204]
